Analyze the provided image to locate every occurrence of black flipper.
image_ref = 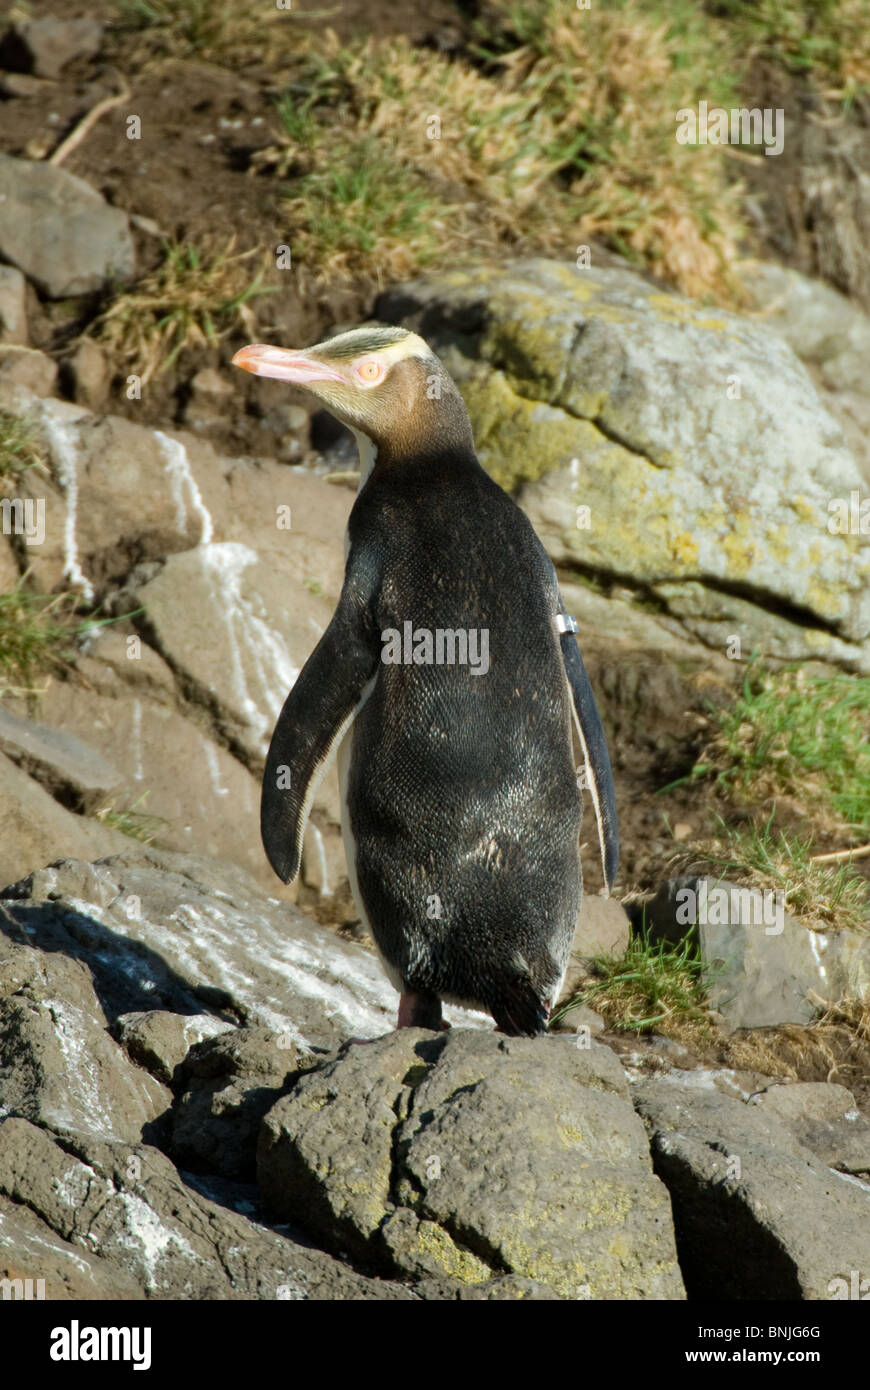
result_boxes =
[261,550,380,883]
[559,627,619,895]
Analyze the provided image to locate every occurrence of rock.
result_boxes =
[635,1078,870,1299]
[0,850,487,1048]
[0,347,58,396]
[0,156,134,299]
[65,338,109,411]
[749,1082,870,1176]
[0,18,103,79]
[0,1196,146,1299]
[259,1029,685,1298]
[130,544,334,761]
[182,368,234,432]
[0,749,130,888]
[0,72,50,98]
[170,1026,300,1178]
[0,1117,413,1299]
[0,705,125,812]
[738,260,870,397]
[0,934,170,1143]
[572,894,631,961]
[551,1002,605,1036]
[379,260,870,669]
[116,1010,234,1087]
[641,876,835,1030]
[0,266,27,345]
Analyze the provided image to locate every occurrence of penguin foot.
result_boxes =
[397,990,447,1031]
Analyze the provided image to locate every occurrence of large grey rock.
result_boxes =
[0,156,134,299]
[379,260,870,669]
[0,935,170,1143]
[259,1029,685,1299]
[0,850,487,1049]
[0,705,124,812]
[642,876,842,1030]
[635,1078,870,1299]
[0,1117,414,1300]
[749,1082,870,1176]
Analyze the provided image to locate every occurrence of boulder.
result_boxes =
[635,1078,870,1299]
[0,156,134,299]
[0,850,487,1049]
[379,260,870,670]
[0,750,130,889]
[0,704,125,812]
[259,1029,685,1299]
[641,875,870,1028]
[0,1117,414,1300]
[749,1082,870,1176]
[0,935,170,1143]
[115,1010,234,1087]
[0,18,103,78]
[170,1026,301,1179]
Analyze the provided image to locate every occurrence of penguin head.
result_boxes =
[232,325,474,468]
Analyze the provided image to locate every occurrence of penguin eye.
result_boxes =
[356,359,384,385]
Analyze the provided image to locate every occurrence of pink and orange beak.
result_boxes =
[231,343,345,386]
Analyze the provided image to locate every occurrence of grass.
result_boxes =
[687,664,870,836]
[95,792,167,845]
[264,8,744,297]
[551,927,716,1040]
[671,813,869,935]
[0,581,134,691]
[702,0,870,98]
[88,238,274,384]
[0,410,44,490]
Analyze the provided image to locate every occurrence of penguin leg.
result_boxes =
[397,990,448,1031]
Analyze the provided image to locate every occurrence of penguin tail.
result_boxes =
[490,980,550,1038]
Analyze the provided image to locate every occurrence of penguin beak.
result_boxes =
[232,343,345,386]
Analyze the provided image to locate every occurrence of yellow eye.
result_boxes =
[357,359,383,383]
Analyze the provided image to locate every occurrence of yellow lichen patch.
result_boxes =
[722,530,759,577]
[763,523,792,565]
[670,531,700,568]
[790,495,818,525]
[415,1221,492,1284]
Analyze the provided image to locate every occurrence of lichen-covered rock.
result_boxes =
[379,260,869,669]
[259,1029,685,1299]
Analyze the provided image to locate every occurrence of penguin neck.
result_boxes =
[350,428,378,492]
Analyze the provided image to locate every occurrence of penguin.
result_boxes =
[232,326,618,1036]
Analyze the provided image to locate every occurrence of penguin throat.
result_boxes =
[350,429,378,491]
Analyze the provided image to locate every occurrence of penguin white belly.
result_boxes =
[336,675,405,995]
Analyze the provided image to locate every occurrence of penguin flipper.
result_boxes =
[559,628,619,895]
[261,562,379,884]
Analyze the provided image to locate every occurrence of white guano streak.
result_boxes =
[39,405,94,601]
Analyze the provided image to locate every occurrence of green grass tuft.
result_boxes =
[551,927,714,1037]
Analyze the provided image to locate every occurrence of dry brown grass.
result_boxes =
[88,238,272,384]
[721,997,870,1088]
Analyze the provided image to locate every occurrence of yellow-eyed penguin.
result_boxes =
[233,326,618,1035]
